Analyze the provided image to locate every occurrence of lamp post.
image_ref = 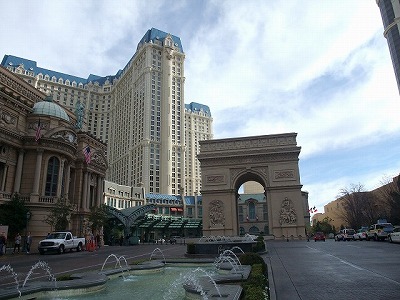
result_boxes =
[24,211,31,252]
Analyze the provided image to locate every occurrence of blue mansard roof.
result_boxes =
[138,28,183,53]
[185,102,212,117]
[1,55,118,86]
[1,28,183,88]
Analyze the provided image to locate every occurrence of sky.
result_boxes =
[1,0,399,213]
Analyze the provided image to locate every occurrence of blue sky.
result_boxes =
[1,0,399,213]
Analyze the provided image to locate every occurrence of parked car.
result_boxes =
[335,228,356,241]
[388,226,400,243]
[353,227,369,241]
[366,222,393,241]
[314,232,326,242]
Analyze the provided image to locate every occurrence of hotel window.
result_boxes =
[248,202,256,220]
[45,156,59,196]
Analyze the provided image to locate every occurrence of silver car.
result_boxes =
[389,226,400,243]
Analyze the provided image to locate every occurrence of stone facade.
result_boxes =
[0,66,107,245]
[198,133,309,238]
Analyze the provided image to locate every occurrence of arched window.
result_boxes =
[45,156,59,196]
[240,227,245,236]
[249,226,259,234]
[248,202,256,220]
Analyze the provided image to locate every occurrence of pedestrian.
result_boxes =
[96,234,101,249]
[26,232,32,254]
[0,232,6,256]
[13,233,21,253]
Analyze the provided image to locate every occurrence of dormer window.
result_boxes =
[165,36,173,48]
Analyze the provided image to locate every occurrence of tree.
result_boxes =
[0,193,30,238]
[44,198,75,231]
[338,183,379,229]
[88,204,109,233]
[312,217,335,235]
[388,175,400,225]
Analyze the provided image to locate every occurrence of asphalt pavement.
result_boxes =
[264,239,400,300]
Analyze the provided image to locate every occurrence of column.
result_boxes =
[81,171,88,209]
[97,176,103,206]
[56,159,65,197]
[32,149,43,195]
[13,149,25,193]
[86,172,91,209]
[1,165,8,191]
[64,163,71,200]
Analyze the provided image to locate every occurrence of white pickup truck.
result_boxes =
[38,231,86,254]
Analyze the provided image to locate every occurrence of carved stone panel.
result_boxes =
[279,197,297,225]
[205,175,225,185]
[209,200,225,227]
[1,110,17,126]
[273,170,295,181]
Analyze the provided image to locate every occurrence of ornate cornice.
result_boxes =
[199,133,298,153]
[0,66,44,103]
[199,152,299,167]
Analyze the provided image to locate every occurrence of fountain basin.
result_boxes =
[0,260,249,300]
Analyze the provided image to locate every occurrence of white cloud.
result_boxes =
[0,0,397,208]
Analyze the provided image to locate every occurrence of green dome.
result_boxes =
[32,100,70,122]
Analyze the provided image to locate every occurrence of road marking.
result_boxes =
[312,249,400,286]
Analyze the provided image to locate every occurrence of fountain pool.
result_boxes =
[40,265,218,300]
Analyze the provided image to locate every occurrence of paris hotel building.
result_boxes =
[1,28,213,200]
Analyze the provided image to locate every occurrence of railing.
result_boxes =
[0,191,12,200]
[38,196,56,203]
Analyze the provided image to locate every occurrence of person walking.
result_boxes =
[26,232,32,254]
[13,233,21,253]
[0,232,6,255]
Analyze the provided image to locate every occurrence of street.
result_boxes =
[265,239,400,300]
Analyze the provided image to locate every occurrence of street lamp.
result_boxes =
[24,211,31,252]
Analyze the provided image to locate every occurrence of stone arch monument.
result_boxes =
[198,133,309,239]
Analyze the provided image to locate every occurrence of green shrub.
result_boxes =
[56,274,73,281]
[241,263,268,300]
[239,252,266,274]
[130,259,147,265]
[187,242,195,254]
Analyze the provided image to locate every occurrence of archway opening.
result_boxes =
[235,173,269,236]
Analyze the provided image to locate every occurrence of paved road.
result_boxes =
[265,239,400,300]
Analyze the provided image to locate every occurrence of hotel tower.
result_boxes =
[1,28,213,196]
[377,0,400,93]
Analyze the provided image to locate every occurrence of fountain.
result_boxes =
[193,235,256,255]
[149,247,166,263]
[100,254,128,279]
[0,264,21,297]
[230,246,245,254]
[0,246,250,300]
[22,260,57,289]
[184,267,222,299]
